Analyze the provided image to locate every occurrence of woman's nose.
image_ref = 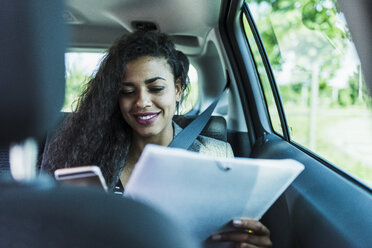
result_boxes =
[135,90,152,109]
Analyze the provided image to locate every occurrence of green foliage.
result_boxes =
[252,0,297,11]
[247,0,367,108]
[247,0,372,186]
[337,88,352,107]
[257,19,284,68]
[63,66,89,112]
[302,1,335,31]
[302,0,349,40]
[279,83,303,104]
[347,71,360,104]
[345,70,372,108]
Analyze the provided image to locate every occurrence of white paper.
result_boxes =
[125,144,304,248]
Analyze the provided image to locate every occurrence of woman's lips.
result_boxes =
[133,112,160,125]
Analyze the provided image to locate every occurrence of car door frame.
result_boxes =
[220,0,372,247]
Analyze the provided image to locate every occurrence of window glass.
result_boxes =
[180,65,198,114]
[64,52,104,112]
[246,0,372,187]
[242,14,284,136]
[64,52,198,114]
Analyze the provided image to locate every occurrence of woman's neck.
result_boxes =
[130,123,174,158]
[121,123,174,187]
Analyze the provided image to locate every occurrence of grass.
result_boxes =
[284,104,372,187]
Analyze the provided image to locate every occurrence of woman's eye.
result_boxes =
[149,87,165,93]
[120,89,135,96]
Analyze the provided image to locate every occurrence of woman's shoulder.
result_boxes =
[173,121,234,158]
[192,135,234,158]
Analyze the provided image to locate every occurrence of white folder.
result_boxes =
[125,144,304,248]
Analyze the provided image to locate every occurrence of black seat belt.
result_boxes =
[168,74,230,150]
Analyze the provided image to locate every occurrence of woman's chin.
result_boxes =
[133,128,159,139]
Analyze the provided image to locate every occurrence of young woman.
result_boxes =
[41,31,271,248]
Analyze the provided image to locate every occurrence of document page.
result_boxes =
[125,144,304,248]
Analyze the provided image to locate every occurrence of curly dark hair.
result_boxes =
[41,31,190,189]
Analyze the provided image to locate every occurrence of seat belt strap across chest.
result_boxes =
[168,74,230,150]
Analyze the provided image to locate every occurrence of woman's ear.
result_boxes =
[175,79,182,102]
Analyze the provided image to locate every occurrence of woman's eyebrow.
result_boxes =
[144,77,166,84]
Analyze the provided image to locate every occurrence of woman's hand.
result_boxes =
[210,218,272,248]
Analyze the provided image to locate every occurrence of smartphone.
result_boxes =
[54,165,108,191]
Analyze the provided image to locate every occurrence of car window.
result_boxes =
[245,0,372,187]
[64,52,198,114]
[242,13,284,137]
[64,52,104,112]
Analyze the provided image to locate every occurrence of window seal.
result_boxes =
[219,0,257,146]
[240,12,284,139]
[242,2,290,141]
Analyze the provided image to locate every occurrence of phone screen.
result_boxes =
[55,166,108,191]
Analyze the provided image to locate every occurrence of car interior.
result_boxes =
[1,0,371,247]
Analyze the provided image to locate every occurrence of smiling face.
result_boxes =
[119,56,182,144]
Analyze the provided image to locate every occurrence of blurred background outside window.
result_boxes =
[246,0,372,187]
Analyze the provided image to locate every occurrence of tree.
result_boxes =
[248,0,351,106]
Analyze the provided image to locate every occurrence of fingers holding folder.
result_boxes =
[211,218,272,247]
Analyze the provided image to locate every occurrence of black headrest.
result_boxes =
[0,0,66,146]
[0,180,198,248]
[173,115,227,142]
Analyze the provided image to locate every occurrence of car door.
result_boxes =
[220,0,372,247]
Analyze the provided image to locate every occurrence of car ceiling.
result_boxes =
[64,0,223,55]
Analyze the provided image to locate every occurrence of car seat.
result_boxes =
[173,115,227,142]
[0,1,198,247]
